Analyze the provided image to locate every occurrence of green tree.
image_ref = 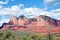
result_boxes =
[0,30,17,40]
[54,33,60,40]
[0,32,3,40]
[47,33,53,40]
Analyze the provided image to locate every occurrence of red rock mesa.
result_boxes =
[1,15,60,34]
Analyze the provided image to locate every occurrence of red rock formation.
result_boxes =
[10,16,17,25]
[1,15,60,34]
[17,16,28,26]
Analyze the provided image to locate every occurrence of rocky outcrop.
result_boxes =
[1,15,60,34]
[10,16,17,25]
[39,15,60,27]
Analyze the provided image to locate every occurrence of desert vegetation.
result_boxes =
[0,29,60,40]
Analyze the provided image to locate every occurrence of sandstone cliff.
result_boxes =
[1,15,60,34]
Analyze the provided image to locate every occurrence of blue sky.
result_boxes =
[0,0,60,26]
[1,0,60,10]
[1,0,44,8]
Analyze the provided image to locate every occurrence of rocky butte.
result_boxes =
[0,15,60,34]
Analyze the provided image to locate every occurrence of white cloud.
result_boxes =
[0,0,9,4]
[11,5,19,11]
[19,4,24,8]
[0,4,60,19]
[49,8,60,19]
[44,0,60,9]
[0,19,10,26]
[0,6,3,9]
[45,0,54,2]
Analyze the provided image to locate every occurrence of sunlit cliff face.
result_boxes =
[17,16,27,26]
[10,16,17,25]
[9,16,26,26]
[9,16,37,26]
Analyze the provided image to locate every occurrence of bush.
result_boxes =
[47,33,53,40]
[0,30,16,40]
[1,29,60,40]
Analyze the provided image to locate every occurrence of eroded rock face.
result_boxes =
[10,16,17,25]
[1,15,60,34]
[17,16,28,26]
[39,15,60,27]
